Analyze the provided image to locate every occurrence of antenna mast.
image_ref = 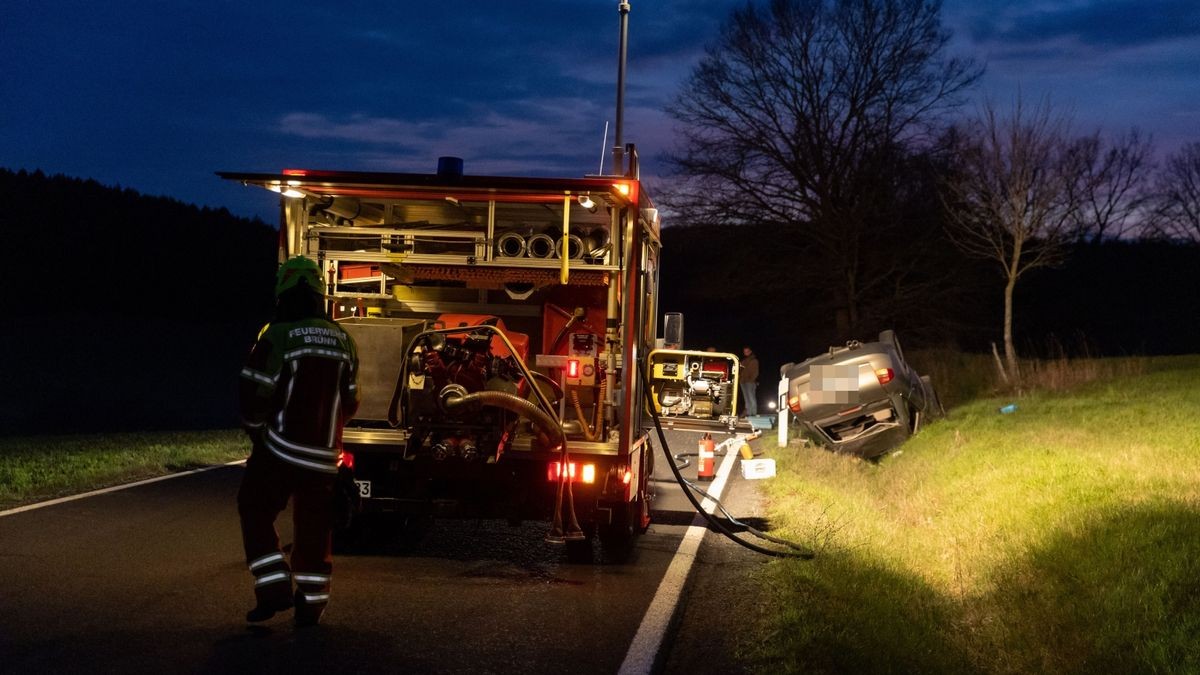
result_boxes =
[598,121,610,175]
[612,1,630,176]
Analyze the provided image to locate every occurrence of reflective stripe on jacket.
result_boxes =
[239,318,359,473]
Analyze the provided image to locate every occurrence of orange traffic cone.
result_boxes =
[697,433,716,482]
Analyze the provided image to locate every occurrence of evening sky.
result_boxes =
[2,0,1196,222]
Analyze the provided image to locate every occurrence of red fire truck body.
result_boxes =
[221,156,661,557]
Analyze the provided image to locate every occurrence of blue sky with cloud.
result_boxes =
[1,0,1196,222]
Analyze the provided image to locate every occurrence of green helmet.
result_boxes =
[275,256,325,297]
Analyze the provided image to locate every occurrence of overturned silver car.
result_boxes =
[780,330,943,458]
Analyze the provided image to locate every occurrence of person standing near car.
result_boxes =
[237,256,359,627]
[740,346,759,417]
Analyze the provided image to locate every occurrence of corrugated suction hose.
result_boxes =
[439,386,563,448]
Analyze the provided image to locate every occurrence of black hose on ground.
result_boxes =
[677,473,814,554]
[654,449,801,549]
[637,363,814,559]
[649,443,765,479]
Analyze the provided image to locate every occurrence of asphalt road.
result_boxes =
[0,426,779,674]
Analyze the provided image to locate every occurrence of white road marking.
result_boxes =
[0,459,246,518]
[618,433,748,675]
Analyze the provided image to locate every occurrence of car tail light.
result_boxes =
[547,462,596,484]
[875,368,894,385]
[338,450,355,469]
[787,395,802,413]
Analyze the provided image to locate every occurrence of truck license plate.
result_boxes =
[354,480,371,498]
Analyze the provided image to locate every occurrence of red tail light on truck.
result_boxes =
[548,462,597,484]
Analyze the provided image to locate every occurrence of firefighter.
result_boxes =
[237,256,359,627]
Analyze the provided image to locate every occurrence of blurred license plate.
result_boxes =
[809,365,860,404]
[354,480,371,498]
[814,365,859,391]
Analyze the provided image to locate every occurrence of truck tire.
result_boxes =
[564,527,596,564]
[598,484,652,563]
[598,509,636,563]
[332,517,363,553]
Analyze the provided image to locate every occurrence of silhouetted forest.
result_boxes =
[660,223,1200,389]
[2,168,1196,433]
[1,168,276,433]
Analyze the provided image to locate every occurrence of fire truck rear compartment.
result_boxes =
[338,303,628,528]
[219,165,662,557]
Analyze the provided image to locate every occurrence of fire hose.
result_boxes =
[387,325,585,543]
[437,388,585,544]
[638,361,814,559]
[439,386,560,448]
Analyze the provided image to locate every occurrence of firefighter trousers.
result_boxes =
[237,443,336,622]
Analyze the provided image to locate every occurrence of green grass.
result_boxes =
[0,429,247,509]
[752,355,1200,674]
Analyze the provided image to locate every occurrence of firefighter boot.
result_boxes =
[293,572,331,627]
[246,552,294,623]
[293,588,327,628]
[246,597,294,623]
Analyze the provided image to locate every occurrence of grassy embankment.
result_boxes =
[751,354,1200,674]
[0,430,247,509]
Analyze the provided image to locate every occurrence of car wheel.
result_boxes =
[920,375,946,418]
[879,329,904,361]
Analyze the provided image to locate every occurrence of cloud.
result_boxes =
[276,95,615,174]
[280,113,442,147]
[965,0,1200,51]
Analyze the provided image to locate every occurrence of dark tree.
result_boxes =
[0,168,278,433]
[1065,128,1154,242]
[663,0,980,338]
[1151,141,1200,242]
[940,97,1081,381]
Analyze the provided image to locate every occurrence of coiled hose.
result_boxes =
[442,388,562,449]
[569,375,606,442]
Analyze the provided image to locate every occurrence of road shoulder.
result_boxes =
[661,434,780,675]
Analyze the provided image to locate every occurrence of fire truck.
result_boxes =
[219,151,662,559]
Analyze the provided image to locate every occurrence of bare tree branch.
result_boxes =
[1150,142,1200,242]
[663,0,980,336]
[940,95,1080,380]
[1065,128,1155,242]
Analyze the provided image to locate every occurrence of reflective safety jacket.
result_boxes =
[239,318,359,474]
